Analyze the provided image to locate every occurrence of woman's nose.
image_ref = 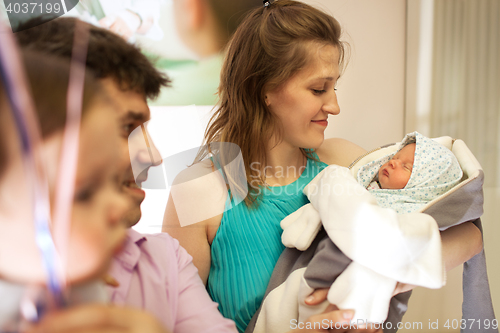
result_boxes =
[323,91,340,115]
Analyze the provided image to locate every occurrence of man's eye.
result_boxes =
[75,187,94,202]
[122,123,135,136]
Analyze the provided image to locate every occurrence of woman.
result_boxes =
[162,1,482,332]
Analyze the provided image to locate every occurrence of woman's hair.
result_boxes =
[198,0,346,206]
[0,50,105,179]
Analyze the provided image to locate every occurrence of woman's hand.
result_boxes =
[25,304,170,333]
[304,288,329,305]
[288,304,382,333]
[392,282,416,296]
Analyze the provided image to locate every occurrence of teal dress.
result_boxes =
[207,155,328,332]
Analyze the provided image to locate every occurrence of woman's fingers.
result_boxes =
[305,288,329,305]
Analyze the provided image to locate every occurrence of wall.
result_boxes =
[304,0,406,150]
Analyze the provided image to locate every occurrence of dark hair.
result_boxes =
[15,17,170,100]
[200,0,346,205]
[0,50,105,178]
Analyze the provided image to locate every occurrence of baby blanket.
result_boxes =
[281,164,445,323]
[245,137,496,333]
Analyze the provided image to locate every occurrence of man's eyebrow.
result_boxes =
[121,111,148,122]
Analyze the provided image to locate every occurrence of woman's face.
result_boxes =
[265,43,341,149]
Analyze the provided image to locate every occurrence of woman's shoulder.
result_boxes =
[316,138,367,167]
[170,159,228,226]
[172,159,226,192]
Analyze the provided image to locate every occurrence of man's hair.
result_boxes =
[15,17,170,100]
[1,50,105,179]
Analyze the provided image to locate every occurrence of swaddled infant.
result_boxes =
[360,132,463,214]
[281,132,464,324]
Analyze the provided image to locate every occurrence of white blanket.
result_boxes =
[281,165,445,323]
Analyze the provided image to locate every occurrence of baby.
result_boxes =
[359,132,463,214]
[280,132,463,324]
[368,142,416,190]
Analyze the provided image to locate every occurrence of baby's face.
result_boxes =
[378,143,416,189]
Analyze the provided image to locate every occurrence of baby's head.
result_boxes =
[378,143,415,189]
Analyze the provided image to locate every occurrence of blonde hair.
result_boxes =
[199,0,346,206]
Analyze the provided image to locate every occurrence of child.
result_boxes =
[0,48,129,330]
[359,132,463,214]
[280,132,463,324]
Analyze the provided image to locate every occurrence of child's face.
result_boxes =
[378,143,416,190]
[64,102,129,283]
[0,99,129,284]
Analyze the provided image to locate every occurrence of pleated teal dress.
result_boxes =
[207,155,328,332]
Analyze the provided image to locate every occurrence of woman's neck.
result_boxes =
[264,143,306,186]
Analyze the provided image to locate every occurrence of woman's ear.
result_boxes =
[265,95,271,106]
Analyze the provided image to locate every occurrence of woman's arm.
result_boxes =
[441,221,483,270]
[174,235,238,332]
[161,160,227,285]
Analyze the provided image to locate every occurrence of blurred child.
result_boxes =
[0,50,133,331]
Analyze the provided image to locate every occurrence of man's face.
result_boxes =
[100,78,161,227]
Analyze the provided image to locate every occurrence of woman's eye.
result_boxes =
[312,89,326,95]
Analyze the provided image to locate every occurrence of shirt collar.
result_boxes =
[114,228,147,271]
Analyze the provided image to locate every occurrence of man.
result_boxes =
[16,17,167,227]
[16,17,238,332]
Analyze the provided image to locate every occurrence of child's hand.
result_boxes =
[102,274,120,287]
[25,304,170,333]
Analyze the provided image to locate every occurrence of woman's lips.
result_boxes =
[311,119,328,127]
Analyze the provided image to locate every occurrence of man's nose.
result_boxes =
[137,124,162,166]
